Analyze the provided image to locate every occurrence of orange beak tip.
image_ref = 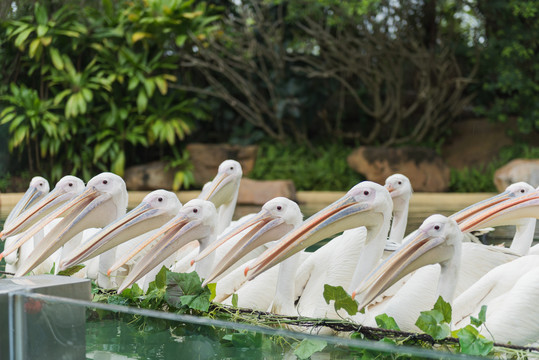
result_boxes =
[351,291,357,300]
[190,259,195,266]
[244,266,250,277]
[0,253,4,261]
[107,270,112,277]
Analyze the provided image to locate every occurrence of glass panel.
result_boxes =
[9,292,474,360]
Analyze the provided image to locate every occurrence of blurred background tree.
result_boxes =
[0,0,537,191]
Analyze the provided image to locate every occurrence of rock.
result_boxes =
[494,159,539,192]
[347,146,450,192]
[442,119,513,169]
[238,178,296,205]
[124,161,175,190]
[186,143,258,186]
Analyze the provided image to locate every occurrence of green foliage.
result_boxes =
[456,325,493,356]
[474,0,539,135]
[221,331,273,350]
[249,143,363,191]
[0,0,217,181]
[57,264,85,276]
[322,284,358,316]
[294,339,327,360]
[166,271,212,312]
[375,314,401,331]
[450,144,539,192]
[414,296,452,340]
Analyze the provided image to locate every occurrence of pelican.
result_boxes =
[191,197,304,313]
[58,190,181,272]
[244,182,393,300]
[5,173,127,288]
[113,199,219,293]
[2,176,50,274]
[385,174,412,246]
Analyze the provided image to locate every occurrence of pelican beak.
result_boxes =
[245,193,374,281]
[200,209,293,287]
[198,172,237,207]
[459,190,539,232]
[450,190,515,224]
[1,188,81,240]
[352,229,452,310]
[9,186,111,277]
[59,201,173,271]
[115,214,210,293]
[1,185,47,238]
[385,184,395,194]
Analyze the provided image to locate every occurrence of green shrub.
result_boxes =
[249,143,363,191]
[449,143,539,192]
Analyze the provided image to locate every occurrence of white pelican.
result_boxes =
[1,176,86,274]
[384,174,413,246]
[114,199,219,293]
[6,173,127,287]
[2,176,50,274]
[243,182,393,308]
[193,197,304,313]
[58,190,181,272]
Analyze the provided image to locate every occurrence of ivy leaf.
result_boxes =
[375,313,401,331]
[207,282,217,302]
[470,305,488,327]
[165,271,211,312]
[294,339,327,360]
[323,284,358,315]
[231,293,238,308]
[457,325,493,356]
[57,264,85,276]
[415,297,452,340]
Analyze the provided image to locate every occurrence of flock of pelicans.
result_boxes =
[1,160,539,346]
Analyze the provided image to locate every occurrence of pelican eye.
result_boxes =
[103,180,108,185]
[193,208,198,213]
[230,166,234,170]
[277,206,282,211]
[68,183,73,187]
[363,191,369,196]
[158,197,163,202]
[434,225,440,231]
[398,181,402,185]
[521,189,525,193]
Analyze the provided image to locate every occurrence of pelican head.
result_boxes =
[197,197,302,286]
[114,199,217,293]
[244,181,392,281]
[9,172,127,277]
[59,190,181,271]
[451,182,534,224]
[3,176,50,231]
[385,174,413,204]
[1,176,84,240]
[353,214,463,310]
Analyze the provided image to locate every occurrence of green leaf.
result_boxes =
[102,0,114,18]
[29,38,41,58]
[165,271,211,312]
[323,284,358,315]
[231,293,238,308]
[49,47,64,70]
[57,264,85,276]
[175,35,188,47]
[137,90,148,113]
[15,28,33,48]
[457,325,493,356]
[154,77,168,95]
[207,282,216,302]
[36,25,48,38]
[415,297,452,340]
[34,3,48,26]
[294,339,327,360]
[375,313,401,331]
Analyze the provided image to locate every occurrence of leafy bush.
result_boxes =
[249,143,363,191]
[449,143,539,192]
[0,0,217,185]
